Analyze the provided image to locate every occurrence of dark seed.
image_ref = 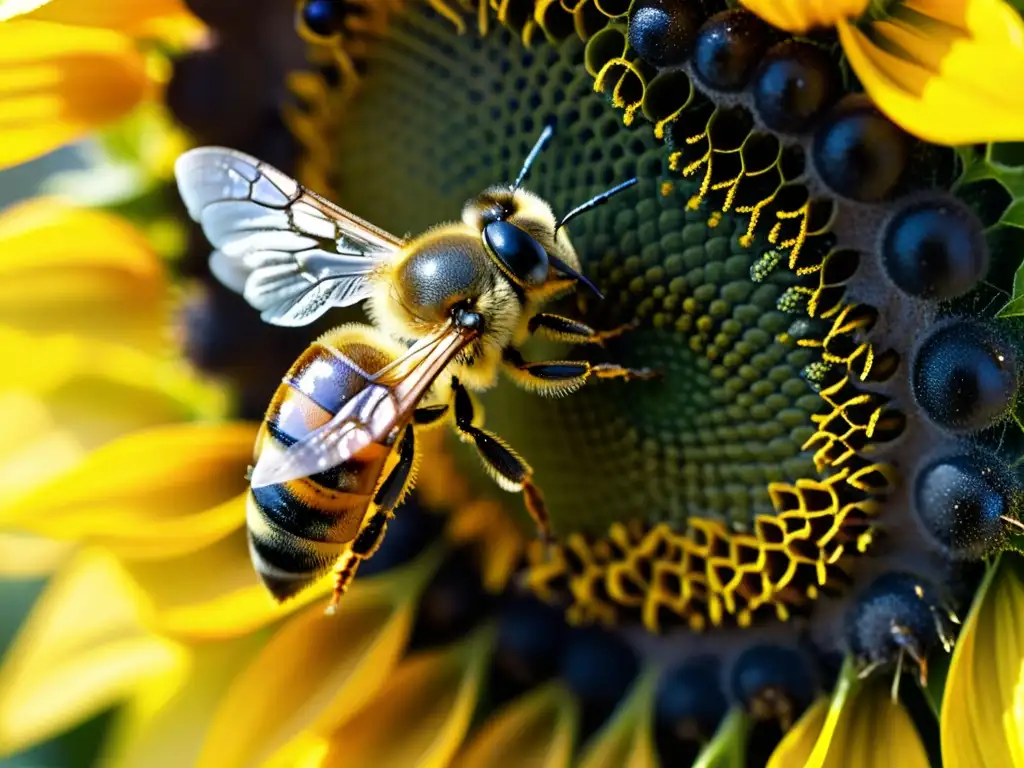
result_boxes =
[300,0,351,38]
[559,626,639,738]
[627,0,702,68]
[914,451,1019,559]
[844,572,945,677]
[409,548,491,649]
[752,40,840,134]
[654,657,728,765]
[691,9,774,92]
[882,196,988,299]
[729,645,815,729]
[812,95,911,202]
[912,321,1018,433]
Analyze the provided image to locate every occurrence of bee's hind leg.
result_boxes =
[326,425,419,616]
[449,377,552,544]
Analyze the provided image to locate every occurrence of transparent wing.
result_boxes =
[175,146,404,327]
[249,324,474,488]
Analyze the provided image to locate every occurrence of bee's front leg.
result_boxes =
[449,377,552,544]
[501,348,658,397]
[527,313,640,347]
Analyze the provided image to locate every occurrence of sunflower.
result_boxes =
[2,0,1024,766]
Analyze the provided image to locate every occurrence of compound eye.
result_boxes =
[482,220,550,286]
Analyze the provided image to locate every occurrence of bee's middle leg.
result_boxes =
[449,377,552,543]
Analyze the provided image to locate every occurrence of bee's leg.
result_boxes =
[502,348,658,397]
[326,551,359,616]
[528,313,640,346]
[326,426,418,616]
[450,377,552,543]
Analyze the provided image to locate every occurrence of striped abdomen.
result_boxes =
[247,329,399,601]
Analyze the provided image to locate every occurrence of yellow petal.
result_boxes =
[11,0,202,40]
[806,660,929,768]
[0,198,168,350]
[0,532,73,577]
[316,627,495,768]
[454,682,577,768]
[2,423,254,560]
[0,548,187,756]
[0,391,88,508]
[577,670,658,768]
[766,697,829,768]
[739,0,868,33]
[0,20,152,169]
[122,526,332,639]
[942,555,1024,768]
[102,632,266,768]
[837,0,1024,145]
[198,577,421,768]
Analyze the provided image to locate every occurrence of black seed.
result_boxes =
[559,626,640,738]
[301,0,350,38]
[654,657,728,765]
[691,9,774,92]
[882,196,988,300]
[812,95,911,202]
[357,495,445,576]
[845,572,945,674]
[914,451,1020,559]
[409,549,491,649]
[490,596,566,703]
[729,645,815,728]
[912,321,1018,433]
[752,41,840,134]
[627,0,702,68]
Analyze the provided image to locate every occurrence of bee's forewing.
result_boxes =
[249,324,474,488]
[175,146,404,327]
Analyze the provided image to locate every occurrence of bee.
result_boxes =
[175,126,655,611]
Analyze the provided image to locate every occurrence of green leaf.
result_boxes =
[997,294,1024,318]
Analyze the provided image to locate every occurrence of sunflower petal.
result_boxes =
[0,198,168,349]
[121,526,333,638]
[806,659,929,768]
[315,627,495,768]
[0,549,187,756]
[1,423,254,560]
[837,0,1024,145]
[103,632,267,768]
[942,555,1024,768]
[739,0,868,33]
[453,681,577,768]
[766,697,829,768]
[196,574,425,768]
[10,0,201,39]
[0,532,73,577]
[577,670,658,768]
[0,20,152,169]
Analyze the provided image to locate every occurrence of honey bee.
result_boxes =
[175,126,654,611]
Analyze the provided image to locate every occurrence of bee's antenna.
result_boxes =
[513,124,554,190]
[555,177,638,232]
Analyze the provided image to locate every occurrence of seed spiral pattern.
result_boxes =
[286,0,1024,655]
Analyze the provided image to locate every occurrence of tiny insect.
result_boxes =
[175,126,656,612]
